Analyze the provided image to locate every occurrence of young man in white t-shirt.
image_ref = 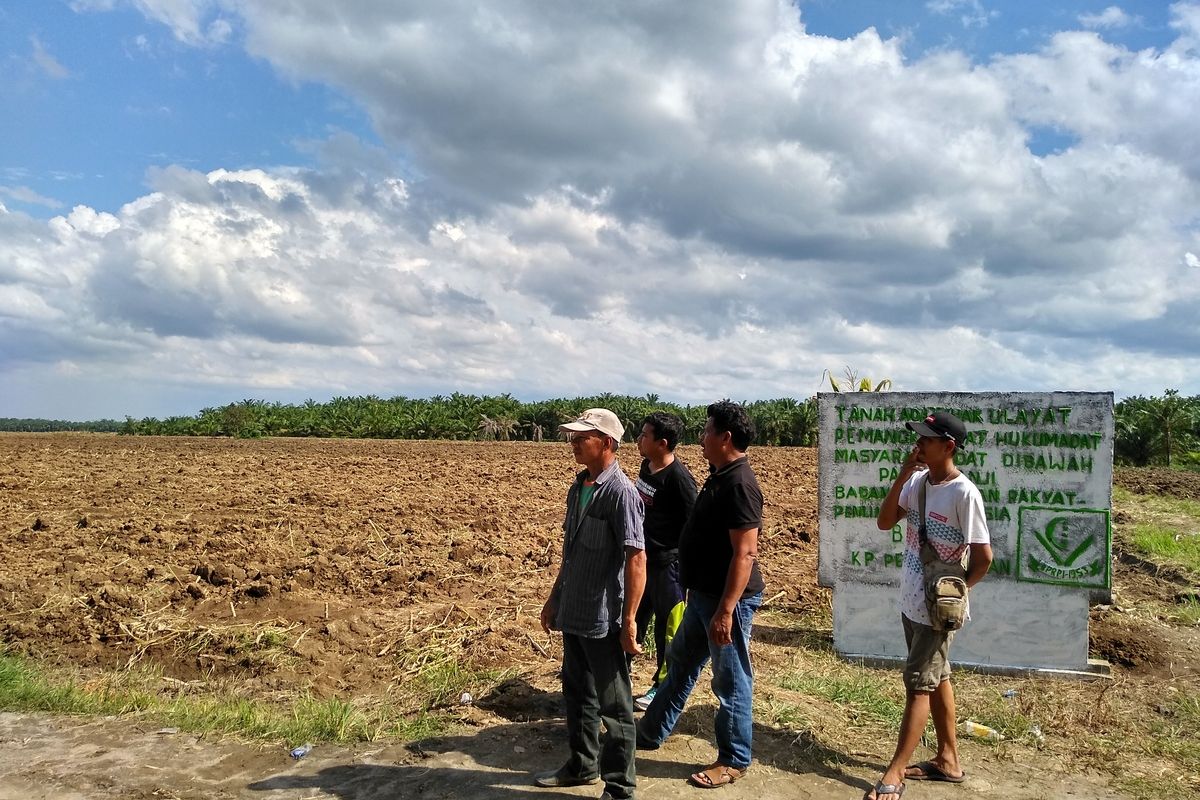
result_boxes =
[867,412,993,800]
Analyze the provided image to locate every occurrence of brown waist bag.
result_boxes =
[918,477,969,632]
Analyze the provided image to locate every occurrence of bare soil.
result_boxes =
[0,434,1191,799]
[0,435,820,698]
[1114,467,1200,501]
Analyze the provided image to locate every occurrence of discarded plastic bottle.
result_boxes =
[290,743,313,759]
[960,720,1002,742]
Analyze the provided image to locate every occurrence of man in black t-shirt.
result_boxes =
[637,401,765,789]
[631,412,697,711]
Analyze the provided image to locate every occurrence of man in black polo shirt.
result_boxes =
[637,401,764,789]
[631,411,698,711]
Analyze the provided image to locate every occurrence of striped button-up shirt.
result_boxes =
[552,459,645,638]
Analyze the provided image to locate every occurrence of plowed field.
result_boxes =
[0,434,820,700]
[5,434,1200,800]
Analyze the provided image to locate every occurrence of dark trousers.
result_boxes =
[562,631,637,799]
[633,557,686,687]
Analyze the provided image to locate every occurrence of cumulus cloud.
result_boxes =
[5,0,1199,416]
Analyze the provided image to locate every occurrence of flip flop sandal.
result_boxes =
[688,763,746,788]
[905,760,966,783]
[864,781,906,800]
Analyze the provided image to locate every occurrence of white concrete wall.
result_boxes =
[817,391,1113,671]
[833,583,1090,670]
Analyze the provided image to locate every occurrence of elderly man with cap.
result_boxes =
[867,411,993,800]
[537,408,646,800]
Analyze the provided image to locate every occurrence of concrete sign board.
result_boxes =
[817,391,1113,674]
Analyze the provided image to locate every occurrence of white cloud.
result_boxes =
[992,27,1200,182]
[0,185,64,209]
[1170,1,1200,48]
[72,0,230,46]
[1078,6,1139,30]
[1186,251,1200,268]
[6,0,1200,417]
[926,0,998,29]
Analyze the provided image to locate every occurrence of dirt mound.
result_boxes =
[1115,467,1200,501]
[0,435,820,700]
[1089,612,1168,671]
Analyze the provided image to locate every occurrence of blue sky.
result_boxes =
[2,1,1199,419]
[1,1,379,216]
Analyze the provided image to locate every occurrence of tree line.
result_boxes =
[104,394,821,446]
[4,390,1197,469]
[0,418,123,433]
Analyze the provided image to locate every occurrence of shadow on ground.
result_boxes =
[247,677,879,798]
[752,622,836,652]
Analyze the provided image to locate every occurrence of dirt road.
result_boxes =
[0,711,1129,800]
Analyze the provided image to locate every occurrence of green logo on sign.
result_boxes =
[1032,517,1096,568]
[1016,506,1110,589]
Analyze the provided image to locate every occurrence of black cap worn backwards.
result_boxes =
[905,411,967,447]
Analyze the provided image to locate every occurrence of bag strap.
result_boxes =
[917,475,929,547]
[918,473,969,570]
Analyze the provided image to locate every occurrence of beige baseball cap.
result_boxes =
[559,408,624,442]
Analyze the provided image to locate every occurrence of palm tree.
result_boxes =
[1145,390,1198,467]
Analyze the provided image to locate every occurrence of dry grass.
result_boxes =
[748,607,1199,799]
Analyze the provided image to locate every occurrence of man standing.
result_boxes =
[632,412,698,711]
[868,411,993,800]
[537,408,646,800]
[637,401,764,789]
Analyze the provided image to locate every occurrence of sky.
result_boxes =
[2,1,1199,420]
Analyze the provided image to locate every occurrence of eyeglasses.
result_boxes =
[566,431,604,443]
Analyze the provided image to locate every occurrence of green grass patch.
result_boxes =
[1170,598,1200,626]
[780,670,904,728]
[1113,486,1200,577]
[1129,524,1200,574]
[0,649,453,746]
[0,652,156,716]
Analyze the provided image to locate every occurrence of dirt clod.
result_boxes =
[206,567,231,586]
[1090,613,1168,669]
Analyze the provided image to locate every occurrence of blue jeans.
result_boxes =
[637,590,762,769]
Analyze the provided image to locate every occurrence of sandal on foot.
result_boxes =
[864,781,905,800]
[688,763,746,788]
[905,761,965,783]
